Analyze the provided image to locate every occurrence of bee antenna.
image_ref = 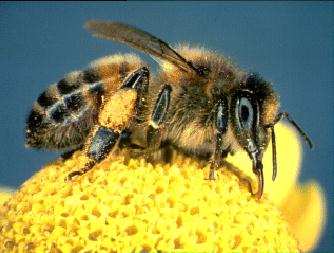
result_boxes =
[266,111,314,181]
[273,111,313,149]
[270,125,277,181]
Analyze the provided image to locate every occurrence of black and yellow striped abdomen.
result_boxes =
[25,54,148,150]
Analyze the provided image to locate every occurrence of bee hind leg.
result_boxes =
[61,144,84,161]
[66,66,150,181]
[66,126,120,181]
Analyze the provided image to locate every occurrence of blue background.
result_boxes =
[0,2,332,252]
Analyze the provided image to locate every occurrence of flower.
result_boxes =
[0,187,14,207]
[0,123,325,252]
[224,123,326,252]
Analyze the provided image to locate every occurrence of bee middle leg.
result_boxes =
[146,85,172,158]
[117,83,172,163]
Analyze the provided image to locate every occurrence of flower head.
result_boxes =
[0,124,325,252]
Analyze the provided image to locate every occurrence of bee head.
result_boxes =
[230,73,280,197]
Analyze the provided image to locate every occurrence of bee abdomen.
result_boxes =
[35,69,94,110]
[37,90,58,107]
[26,99,98,150]
[26,53,148,150]
[49,92,85,123]
[57,78,81,95]
[26,109,44,131]
[26,82,103,149]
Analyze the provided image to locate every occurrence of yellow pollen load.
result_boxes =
[98,89,137,130]
[0,148,300,252]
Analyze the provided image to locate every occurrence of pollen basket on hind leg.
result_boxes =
[98,89,138,131]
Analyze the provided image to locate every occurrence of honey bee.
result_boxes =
[25,20,313,198]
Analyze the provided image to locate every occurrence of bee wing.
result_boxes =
[85,20,198,74]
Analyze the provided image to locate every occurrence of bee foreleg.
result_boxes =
[209,97,228,180]
[147,85,172,149]
[209,132,223,180]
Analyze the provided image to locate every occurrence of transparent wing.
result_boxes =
[85,20,199,74]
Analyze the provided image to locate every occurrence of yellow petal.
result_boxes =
[226,123,302,205]
[279,182,326,252]
[263,123,304,205]
[226,123,325,250]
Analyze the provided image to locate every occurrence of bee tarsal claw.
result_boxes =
[208,164,216,180]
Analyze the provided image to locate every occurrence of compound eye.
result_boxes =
[238,97,254,129]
